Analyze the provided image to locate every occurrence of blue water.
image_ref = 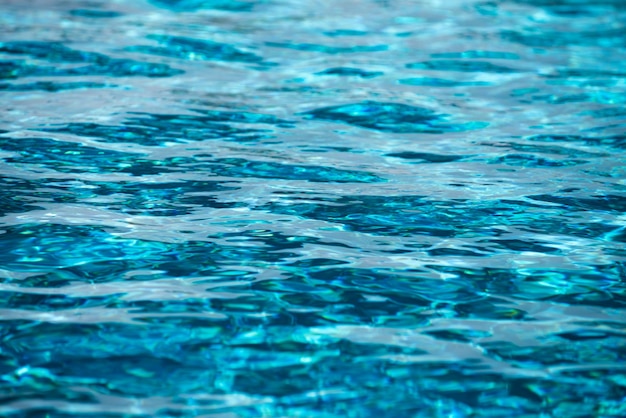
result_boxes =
[1,0,625,416]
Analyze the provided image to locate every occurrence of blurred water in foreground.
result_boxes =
[1,0,625,416]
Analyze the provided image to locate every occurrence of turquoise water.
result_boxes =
[1,0,625,416]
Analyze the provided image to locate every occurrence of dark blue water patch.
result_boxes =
[427,248,489,257]
[203,158,385,183]
[424,329,492,343]
[1,310,625,416]
[0,61,25,79]
[265,42,388,54]
[0,41,183,78]
[0,41,178,75]
[501,28,626,48]
[267,263,611,317]
[255,268,493,318]
[39,112,278,146]
[589,123,626,135]
[511,211,625,243]
[0,41,109,64]
[488,153,588,168]
[431,50,520,60]
[452,300,529,320]
[0,136,206,177]
[127,35,266,65]
[0,176,239,227]
[0,319,235,391]
[264,261,612,311]
[0,223,168,271]
[427,264,626,308]
[0,59,182,79]
[483,332,626,368]
[527,134,626,150]
[0,136,148,173]
[315,67,383,78]
[543,68,626,80]
[300,101,487,133]
[482,238,561,254]
[261,196,459,238]
[385,151,467,163]
[0,176,122,212]
[0,177,47,216]
[582,107,626,119]
[323,29,369,37]
[68,9,123,18]
[0,81,115,92]
[148,0,255,11]
[1,260,169,289]
[406,60,519,73]
[539,368,626,417]
[398,77,491,87]
[0,223,303,274]
[85,180,240,216]
[260,195,624,244]
[110,297,254,316]
[0,61,49,80]
[0,318,560,416]
[0,291,122,312]
[300,145,354,154]
[257,85,321,94]
[556,329,626,341]
[509,0,626,15]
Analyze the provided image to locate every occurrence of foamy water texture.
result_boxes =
[1,0,625,416]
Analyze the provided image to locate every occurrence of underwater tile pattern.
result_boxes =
[0,0,625,416]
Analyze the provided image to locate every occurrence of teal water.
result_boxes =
[1,0,625,416]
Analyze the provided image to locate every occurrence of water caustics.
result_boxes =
[0,0,625,417]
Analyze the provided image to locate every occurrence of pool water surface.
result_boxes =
[0,0,625,416]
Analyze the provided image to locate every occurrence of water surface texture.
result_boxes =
[1,0,625,416]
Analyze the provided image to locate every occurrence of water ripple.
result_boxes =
[1,0,625,416]
[301,101,487,133]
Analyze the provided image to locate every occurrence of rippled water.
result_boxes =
[1,0,625,416]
